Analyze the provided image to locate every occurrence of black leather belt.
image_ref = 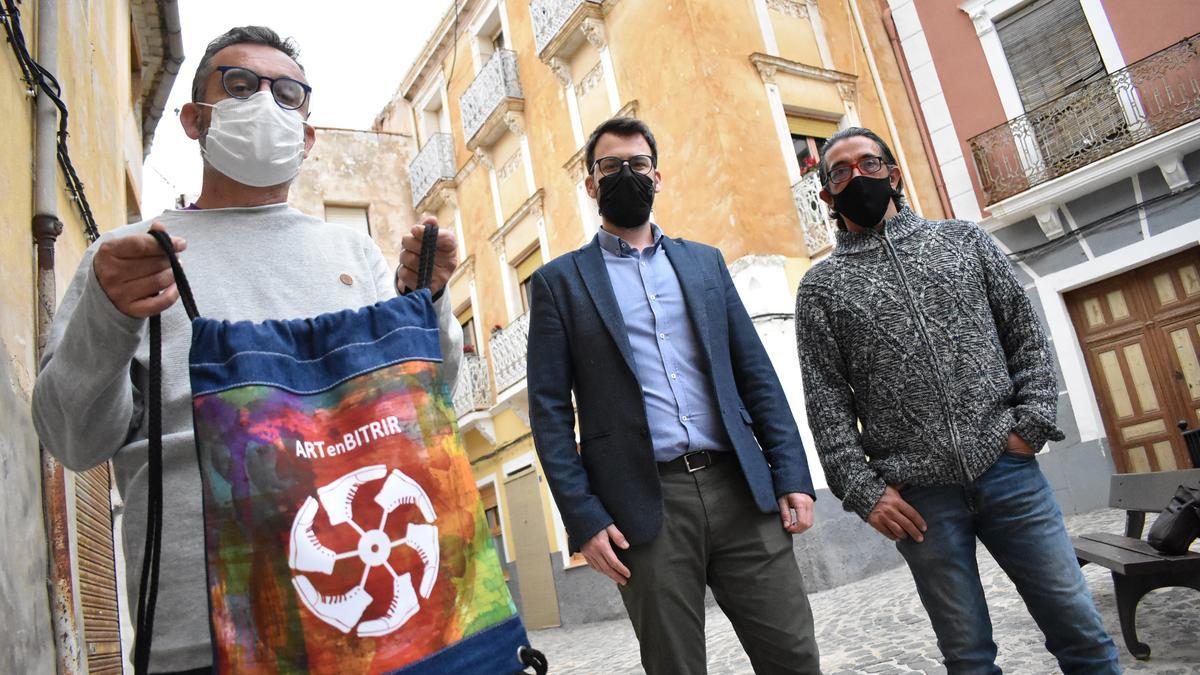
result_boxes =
[658,450,730,475]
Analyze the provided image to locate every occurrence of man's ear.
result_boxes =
[585,173,598,199]
[180,102,203,141]
[889,166,901,191]
[303,123,316,158]
[819,188,833,206]
[653,169,663,193]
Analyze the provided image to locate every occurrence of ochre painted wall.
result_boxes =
[1,0,147,671]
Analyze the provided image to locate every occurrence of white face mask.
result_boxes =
[199,91,306,187]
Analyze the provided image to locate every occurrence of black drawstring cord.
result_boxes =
[416,222,439,291]
[519,645,549,675]
[134,229,199,675]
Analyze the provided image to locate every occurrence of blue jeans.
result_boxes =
[895,451,1120,674]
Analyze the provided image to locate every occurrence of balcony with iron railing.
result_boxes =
[489,312,530,393]
[792,171,836,255]
[968,34,1200,205]
[409,132,456,211]
[460,49,524,150]
[452,351,494,420]
[530,0,604,58]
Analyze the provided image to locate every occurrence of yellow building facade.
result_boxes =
[376,0,946,627]
[0,1,180,671]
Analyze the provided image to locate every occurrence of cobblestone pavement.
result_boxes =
[529,509,1200,674]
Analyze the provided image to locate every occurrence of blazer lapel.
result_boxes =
[575,237,639,377]
[661,237,714,363]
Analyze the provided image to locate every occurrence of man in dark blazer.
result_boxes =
[527,117,821,674]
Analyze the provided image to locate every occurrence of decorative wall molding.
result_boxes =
[489,189,547,252]
[497,151,522,183]
[575,61,605,97]
[749,52,858,90]
[473,147,495,171]
[503,111,526,137]
[581,17,607,50]
[548,57,573,87]
[766,0,808,19]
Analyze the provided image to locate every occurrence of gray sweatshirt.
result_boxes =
[31,203,462,672]
[795,208,1063,521]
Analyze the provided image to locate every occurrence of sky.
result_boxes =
[140,0,453,214]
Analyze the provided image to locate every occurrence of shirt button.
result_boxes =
[339,273,354,286]
[680,415,689,422]
[658,332,667,339]
[669,372,677,380]
[649,294,657,300]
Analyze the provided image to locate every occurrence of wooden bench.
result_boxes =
[1072,468,1200,660]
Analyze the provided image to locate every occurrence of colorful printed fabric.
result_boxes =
[188,291,526,674]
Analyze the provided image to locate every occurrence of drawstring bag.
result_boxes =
[135,227,547,675]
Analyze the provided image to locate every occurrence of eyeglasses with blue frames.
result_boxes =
[591,154,656,177]
[216,66,312,110]
[826,155,890,186]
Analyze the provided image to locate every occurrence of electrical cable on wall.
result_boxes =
[2,0,100,242]
[1004,181,1200,263]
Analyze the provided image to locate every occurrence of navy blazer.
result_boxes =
[527,233,815,553]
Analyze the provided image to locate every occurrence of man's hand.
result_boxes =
[867,485,927,542]
[581,524,631,586]
[397,217,458,296]
[93,223,187,319]
[778,492,815,534]
[1007,432,1035,456]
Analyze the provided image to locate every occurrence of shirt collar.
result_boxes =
[597,223,664,257]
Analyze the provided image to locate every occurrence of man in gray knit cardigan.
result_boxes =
[795,128,1119,674]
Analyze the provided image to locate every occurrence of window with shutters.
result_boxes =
[324,204,371,238]
[995,0,1127,160]
[457,304,477,352]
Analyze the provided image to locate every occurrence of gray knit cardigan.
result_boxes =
[795,208,1064,520]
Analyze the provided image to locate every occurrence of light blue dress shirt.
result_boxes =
[597,225,729,462]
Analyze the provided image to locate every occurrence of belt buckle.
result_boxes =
[684,451,710,473]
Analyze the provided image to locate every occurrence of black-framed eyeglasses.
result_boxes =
[827,155,888,185]
[216,66,312,110]
[591,155,656,177]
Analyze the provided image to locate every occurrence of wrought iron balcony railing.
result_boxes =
[460,49,523,144]
[489,312,530,393]
[452,351,493,419]
[409,133,456,209]
[792,171,836,255]
[968,34,1200,205]
[530,0,601,55]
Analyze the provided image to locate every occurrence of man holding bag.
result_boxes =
[32,26,461,674]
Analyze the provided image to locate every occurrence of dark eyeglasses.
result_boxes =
[216,66,312,110]
[591,155,655,177]
[827,155,888,185]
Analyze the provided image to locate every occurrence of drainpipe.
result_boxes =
[846,0,922,214]
[33,0,82,672]
[881,1,955,219]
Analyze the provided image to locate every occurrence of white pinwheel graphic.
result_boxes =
[288,464,440,636]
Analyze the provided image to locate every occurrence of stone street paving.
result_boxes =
[529,509,1200,674]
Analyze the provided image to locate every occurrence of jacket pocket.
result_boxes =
[579,430,612,443]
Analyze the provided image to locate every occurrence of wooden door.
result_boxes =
[1067,247,1200,473]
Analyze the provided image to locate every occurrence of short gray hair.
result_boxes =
[191,26,304,102]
